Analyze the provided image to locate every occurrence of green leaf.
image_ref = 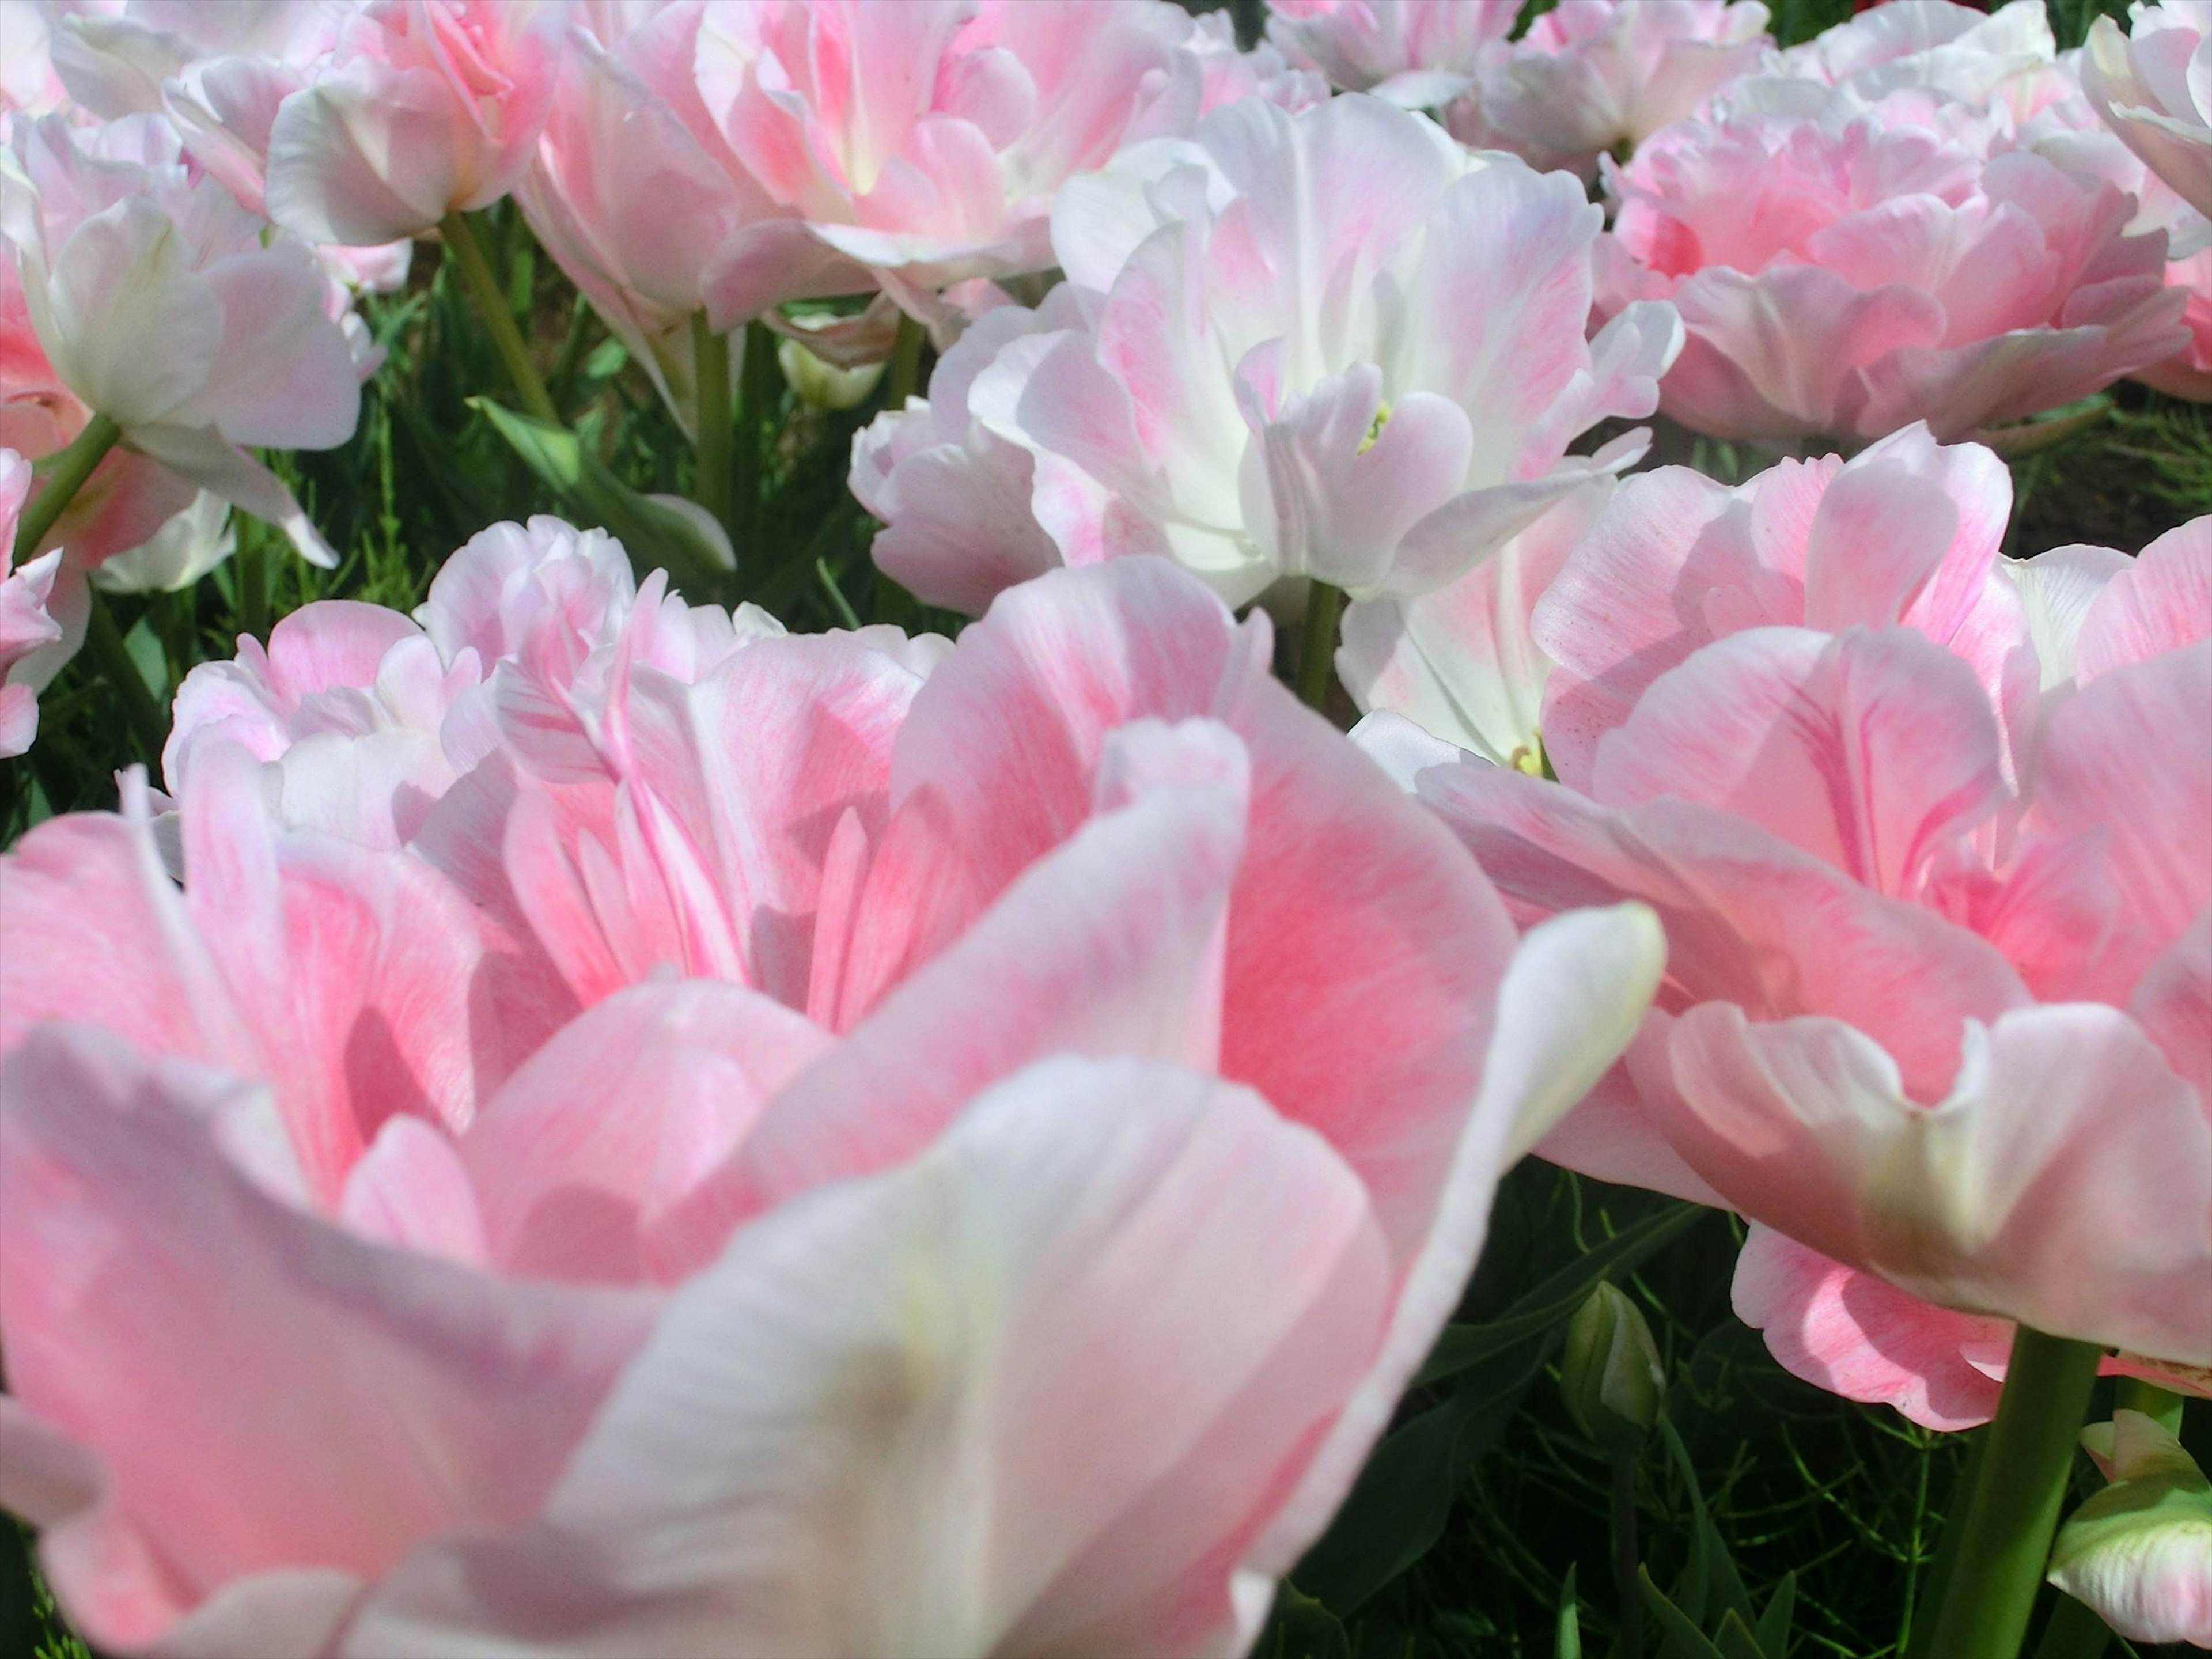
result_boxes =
[1416,1204,1703,1389]
[1556,1563,1582,1659]
[1661,1416,1752,1631]
[1639,1567,1727,1659]
[1755,1572,1794,1659]
[1267,1584,1352,1659]
[1292,1336,1553,1615]
[470,397,730,593]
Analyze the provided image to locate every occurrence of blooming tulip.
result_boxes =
[0,540,1663,1657]
[692,0,1205,338]
[1264,0,1518,109]
[0,446,60,757]
[263,0,562,248]
[1598,78,2190,442]
[1358,425,2212,1427]
[2085,2,2212,224]
[1448,0,1772,179]
[857,94,1681,613]
[0,113,361,563]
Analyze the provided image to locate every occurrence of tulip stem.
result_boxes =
[441,211,559,425]
[884,312,926,410]
[82,589,168,770]
[735,320,778,565]
[691,313,734,535]
[1922,1326,2103,1659]
[2113,1377,2185,1435]
[2028,1592,2111,1659]
[1298,580,1344,711]
[13,412,119,566]
[1610,1456,1642,1659]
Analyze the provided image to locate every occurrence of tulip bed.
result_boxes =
[3,0,2211,1657]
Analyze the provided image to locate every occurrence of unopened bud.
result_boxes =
[779,336,885,411]
[1561,1282,1665,1457]
[2047,1410,2212,1646]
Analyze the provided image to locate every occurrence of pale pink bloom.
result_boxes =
[0,5,71,119]
[694,0,1202,338]
[1362,452,2212,1424]
[165,516,783,849]
[1446,0,1771,180]
[1599,82,2191,441]
[263,0,562,247]
[1760,0,2061,114]
[1265,0,1518,108]
[868,94,1679,612]
[2050,1408,2212,1646]
[0,113,361,563]
[0,447,62,757]
[1338,480,1615,772]
[2085,3,2212,224]
[517,2,786,432]
[1172,8,1330,115]
[0,555,1662,1658]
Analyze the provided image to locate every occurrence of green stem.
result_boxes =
[1610,1456,1642,1659]
[2029,1592,2112,1659]
[1906,1425,1988,1659]
[1298,580,1344,712]
[884,312,926,410]
[734,320,779,567]
[234,520,268,645]
[691,313,734,535]
[1922,1327,2103,1659]
[2113,1377,2185,1437]
[82,589,168,768]
[14,413,119,565]
[441,211,558,423]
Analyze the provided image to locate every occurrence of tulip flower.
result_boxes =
[0,446,60,757]
[2048,1408,2212,1646]
[1358,428,2212,1420]
[1598,78,2190,442]
[1449,0,1772,179]
[1767,0,2062,112]
[692,0,1205,338]
[0,543,1663,1658]
[2085,3,2212,223]
[0,113,361,566]
[857,94,1681,616]
[1264,0,1519,109]
[262,0,562,248]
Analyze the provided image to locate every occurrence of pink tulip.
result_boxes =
[1172,8,1330,115]
[1767,0,2062,111]
[0,550,1662,1657]
[0,113,361,564]
[858,93,1680,613]
[1599,81,2190,441]
[165,515,786,849]
[0,447,62,757]
[1359,433,2212,1426]
[694,0,1202,336]
[263,0,562,247]
[1264,0,1520,109]
[1448,0,1772,179]
[2085,4,2212,224]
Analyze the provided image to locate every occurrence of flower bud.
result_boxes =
[1561,1282,1665,1458]
[2047,1410,2212,1646]
[778,338,884,412]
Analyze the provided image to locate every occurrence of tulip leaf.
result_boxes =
[1290,1335,1553,1614]
[1416,1203,1703,1389]
[1755,1572,1795,1658]
[1661,1416,1753,1631]
[469,397,730,594]
[1555,1564,1581,1659]
[1640,1567,1728,1659]
[1264,1584,1352,1659]
[1715,1609,1770,1659]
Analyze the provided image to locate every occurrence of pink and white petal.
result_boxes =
[122,423,339,567]
[1658,1003,2212,1362]
[2073,515,2212,682]
[0,1028,657,1656]
[264,65,464,245]
[1589,627,2009,897]
[2006,541,2130,691]
[2033,641,2212,946]
[460,979,831,1285]
[2133,907,2212,1102]
[1732,1226,2006,1430]
[345,1057,1391,1659]
[645,724,1251,1275]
